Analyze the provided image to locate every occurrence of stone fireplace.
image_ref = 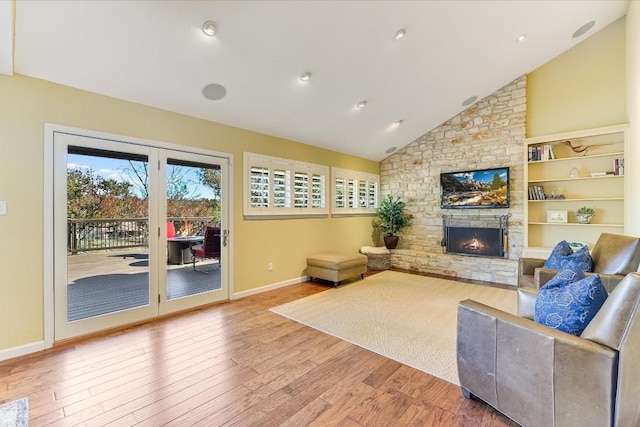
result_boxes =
[379,75,526,286]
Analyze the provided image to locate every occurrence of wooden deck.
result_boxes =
[67,248,217,281]
[67,249,220,321]
[0,278,518,426]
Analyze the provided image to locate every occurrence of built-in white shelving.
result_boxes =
[524,124,628,251]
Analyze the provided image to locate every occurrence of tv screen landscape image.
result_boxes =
[440,167,509,209]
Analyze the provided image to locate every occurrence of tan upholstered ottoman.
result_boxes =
[307,253,368,287]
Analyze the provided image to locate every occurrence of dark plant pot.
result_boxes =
[384,235,399,249]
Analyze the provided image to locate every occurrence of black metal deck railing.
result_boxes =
[68,217,217,253]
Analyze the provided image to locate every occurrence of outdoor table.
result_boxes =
[167,236,204,265]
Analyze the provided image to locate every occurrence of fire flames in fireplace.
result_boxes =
[461,234,486,253]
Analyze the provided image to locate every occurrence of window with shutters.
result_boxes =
[347,179,358,209]
[294,172,309,208]
[311,174,324,208]
[273,169,289,208]
[244,153,328,217]
[250,166,270,208]
[335,178,346,209]
[331,168,379,215]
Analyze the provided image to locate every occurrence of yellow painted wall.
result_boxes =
[527,17,626,137]
[0,74,378,350]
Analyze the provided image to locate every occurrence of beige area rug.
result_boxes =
[270,270,517,385]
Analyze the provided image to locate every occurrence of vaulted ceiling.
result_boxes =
[3,1,629,160]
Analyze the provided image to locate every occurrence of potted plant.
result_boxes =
[576,206,595,224]
[373,195,414,249]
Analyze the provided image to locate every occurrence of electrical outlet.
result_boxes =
[268,262,273,271]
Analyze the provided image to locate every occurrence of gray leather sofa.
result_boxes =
[457,272,640,427]
[518,233,640,292]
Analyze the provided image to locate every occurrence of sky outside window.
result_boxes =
[68,154,217,199]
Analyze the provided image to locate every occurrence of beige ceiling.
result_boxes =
[6,1,629,161]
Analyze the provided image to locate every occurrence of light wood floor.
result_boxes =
[0,278,518,426]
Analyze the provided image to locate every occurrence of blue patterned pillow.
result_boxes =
[543,240,574,269]
[540,263,585,288]
[562,245,593,272]
[543,242,593,272]
[535,267,608,336]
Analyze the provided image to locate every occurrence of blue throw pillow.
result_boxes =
[562,245,593,273]
[543,240,574,269]
[540,263,585,288]
[535,267,608,336]
[543,242,593,273]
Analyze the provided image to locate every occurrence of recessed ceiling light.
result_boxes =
[385,146,397,154]
[393,119,404,127]
[357,100,368,109]
[573,20,595,38]
[202,83,227,100]
[462,95,477,107]
[300,72,312,82]
[202,21,218,36]
[394,29,406,40]
[516,33,527,43]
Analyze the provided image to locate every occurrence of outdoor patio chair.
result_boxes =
[190,226,221,272]
[167,221,176,238]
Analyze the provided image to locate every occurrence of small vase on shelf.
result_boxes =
[576,214,593,224]
[569,167,579,178]
[575,206,595,224]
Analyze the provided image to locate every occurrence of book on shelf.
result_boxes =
[614,157,625,176]
[528,185,546,200]
[546,145,556,160]
[528,144,556,162]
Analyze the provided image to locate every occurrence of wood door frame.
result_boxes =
[43,123,234,348]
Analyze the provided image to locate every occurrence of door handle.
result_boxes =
[223,229,229,247]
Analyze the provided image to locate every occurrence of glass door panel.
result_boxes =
[160,151,228,314]
[66,149,150,320]
[54,133,159,341]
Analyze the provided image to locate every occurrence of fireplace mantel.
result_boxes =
[441,214,510,258]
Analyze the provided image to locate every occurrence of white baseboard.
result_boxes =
[233,276,307,300]
[0,341,45,362]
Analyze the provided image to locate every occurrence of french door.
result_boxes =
[52,131,229,341]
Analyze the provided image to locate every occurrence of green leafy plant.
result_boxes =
[373,195,414,237]
[576,206,595,217]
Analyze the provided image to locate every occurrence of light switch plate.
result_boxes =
[0,201,6,215]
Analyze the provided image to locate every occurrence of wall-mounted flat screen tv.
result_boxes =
[440,167,510,209]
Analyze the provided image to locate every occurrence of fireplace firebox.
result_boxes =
[442,214,510,258]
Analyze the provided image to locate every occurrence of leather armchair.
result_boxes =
[518,233,640,292]
[457,272,640,427]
